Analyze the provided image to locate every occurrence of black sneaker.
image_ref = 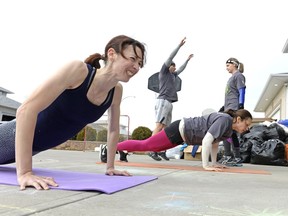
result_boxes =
[119,151,128,162]
[99,144,107,163]
[158,152,170,161]
[148,152,162,161]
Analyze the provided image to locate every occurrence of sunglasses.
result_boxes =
[226,60,239,65]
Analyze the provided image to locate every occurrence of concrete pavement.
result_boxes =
[0,149,288,216]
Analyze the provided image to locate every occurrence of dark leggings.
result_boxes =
[164,120,184,145]
[0,120,16,164]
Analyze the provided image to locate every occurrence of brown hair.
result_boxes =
[226,57,244,73]
[84,35,147,69]
[225,109,252,121]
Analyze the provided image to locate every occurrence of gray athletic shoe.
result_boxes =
[226,157,243,167]
[218,156,232,165]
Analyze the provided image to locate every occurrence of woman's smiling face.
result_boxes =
[111,45,144,83]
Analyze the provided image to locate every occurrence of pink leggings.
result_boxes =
[117,130,177,152]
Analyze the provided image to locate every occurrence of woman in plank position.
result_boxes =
[0,35,146,190]
[102,109,252,171]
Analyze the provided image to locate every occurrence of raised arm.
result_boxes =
[164,37,187,67]
[16,60,88,190]
[175,54,194,75]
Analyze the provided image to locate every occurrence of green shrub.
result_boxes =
[131,126,152,140]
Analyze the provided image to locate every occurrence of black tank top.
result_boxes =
[33,64,115,152]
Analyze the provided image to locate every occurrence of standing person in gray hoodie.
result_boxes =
[148,37,193,161]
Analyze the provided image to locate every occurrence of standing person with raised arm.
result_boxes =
[148,37,193,161]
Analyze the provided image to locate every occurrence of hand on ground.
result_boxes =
[105,168,131,176]
[203,166,223,172]
[18,172,58,190]
[212,163,228,169]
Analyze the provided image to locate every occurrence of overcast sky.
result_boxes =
[1,0,288,131]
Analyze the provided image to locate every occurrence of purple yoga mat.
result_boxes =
[0,165,157,194]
